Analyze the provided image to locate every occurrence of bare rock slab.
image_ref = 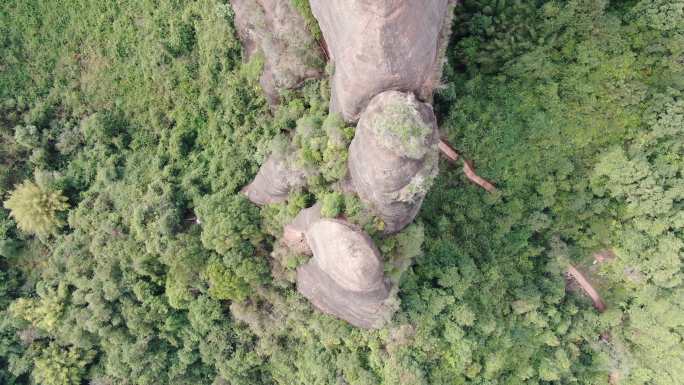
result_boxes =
[296,218,393,328]
[310,0,453,121]
[348,91,439,234]
[230,0,323,104]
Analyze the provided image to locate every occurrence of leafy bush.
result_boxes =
[371,98,434,160]
[0,256,26,385]
[319,191,343,218]
[13,125,41,149]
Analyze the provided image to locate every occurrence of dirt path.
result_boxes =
[567,265,606,312]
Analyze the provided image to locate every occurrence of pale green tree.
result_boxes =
[3,180,69,237]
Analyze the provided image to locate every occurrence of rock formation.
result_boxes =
[230,0,323,104]
[296,218,392,328]
[241,152,305,205]
[310,0,454,121]
[348,91,439,234]
[282,203,321,255]
[239,0,456,329]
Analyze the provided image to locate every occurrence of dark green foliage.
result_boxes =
[196,192,262,256]
[430,0,684,383]
[0,1,275,384]
[260,191,310,237]
[205,252,267,302]
[195,192,268,302]
[0,253,27,385]
[589,89,684,383]
[0,0,682,384]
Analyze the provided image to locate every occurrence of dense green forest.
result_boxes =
[1,0,682,384]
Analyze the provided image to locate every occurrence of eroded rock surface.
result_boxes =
[282,203,321,255]
[241,153,306,205]
[348,91,439,234]
[239,0,454,330]
[296,218,392,328]
[230,0,323,104]
[310,0,454,121]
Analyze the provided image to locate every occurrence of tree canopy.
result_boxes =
[0,0,682,384]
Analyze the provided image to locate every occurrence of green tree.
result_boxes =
[204,253,266,302]
[196,192,263,255]
[32,344,95,385]
[3,180,69,237]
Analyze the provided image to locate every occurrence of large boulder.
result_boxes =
[297,218,392,328]
[310,0,454,121]
[348,91,439,234]
[230,0,324,105]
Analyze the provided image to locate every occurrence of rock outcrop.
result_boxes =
[241,153,306,205]
[239,0,456,329]
[348,91,439,234]
[296,218,392,328]
[230,0,323,105]
[310,0,453,121]
[282,203,321,255]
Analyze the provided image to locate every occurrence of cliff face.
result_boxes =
[310,0,451,122]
